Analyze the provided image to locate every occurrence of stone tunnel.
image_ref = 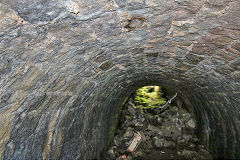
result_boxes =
[0,0,240,159]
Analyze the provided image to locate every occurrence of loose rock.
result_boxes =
[187,119,196,129]
[153,137,164,148]
[123,127,134,138]
[102,94,212,160]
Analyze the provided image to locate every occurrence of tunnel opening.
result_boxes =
[101,85,212,160]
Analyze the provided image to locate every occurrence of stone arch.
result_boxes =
[0,0,239,159]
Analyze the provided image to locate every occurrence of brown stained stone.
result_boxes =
[0,115,13,160]
[172,40,194,48]
[192,43,214,55]
[203,35,232,48]
[173,8,195,21]
[219,1,240,30]
[93,55,107,63]
[0,4,26,32]
[123,16,147,32]
[209,27,240,40]
[224,47,240,57]
[214,49,237,61]
[144,39,166,49]
[43,110,60,160]
[162,46,177,54]
[99,61,113,71]
[53,130,64,160]
[209,27,228,35]
[0,0,240,159]
[173,30,186,37]
[231,42,240,52]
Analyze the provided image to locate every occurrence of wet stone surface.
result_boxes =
[1,0,240,159]
[102,98,212,160]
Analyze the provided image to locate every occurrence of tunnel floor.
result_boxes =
[101,86,212,160]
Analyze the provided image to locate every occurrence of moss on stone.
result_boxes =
[134,86,166,109]
[125,115,132,120]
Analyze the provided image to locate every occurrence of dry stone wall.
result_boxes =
[0,0,240,159]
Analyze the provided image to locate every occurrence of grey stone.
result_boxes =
[153,137,164,148]
[170,126,182,140]
[107,147,115,158]
[198,148,213,159]
[182,134,193,142]
[123,127,134,138]
[164,141,176,148]
[181,112,192,122]
[113,136,122,147]
[0,0,239,159]
[177,149,196,157]
[169,106,179,113]
[160,126,172,137]
[153,137,175,148]
[188,143,196,149]
[229,57,240,70]
[144,130,153,136]
[147,124,162,135]
[126,155,133,160]
[128,104,137,117]
[186,119,196,129]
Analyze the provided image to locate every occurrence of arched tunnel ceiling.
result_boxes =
[0,0,240,159]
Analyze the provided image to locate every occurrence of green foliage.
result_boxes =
[133,86,166,109]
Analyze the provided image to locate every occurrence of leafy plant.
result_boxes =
[133,86,166,109]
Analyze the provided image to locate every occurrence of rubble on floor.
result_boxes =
[101,97,212,160]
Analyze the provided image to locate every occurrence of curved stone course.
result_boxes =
[0,0,239,159]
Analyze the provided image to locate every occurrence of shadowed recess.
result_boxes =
[0,0,240,160]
